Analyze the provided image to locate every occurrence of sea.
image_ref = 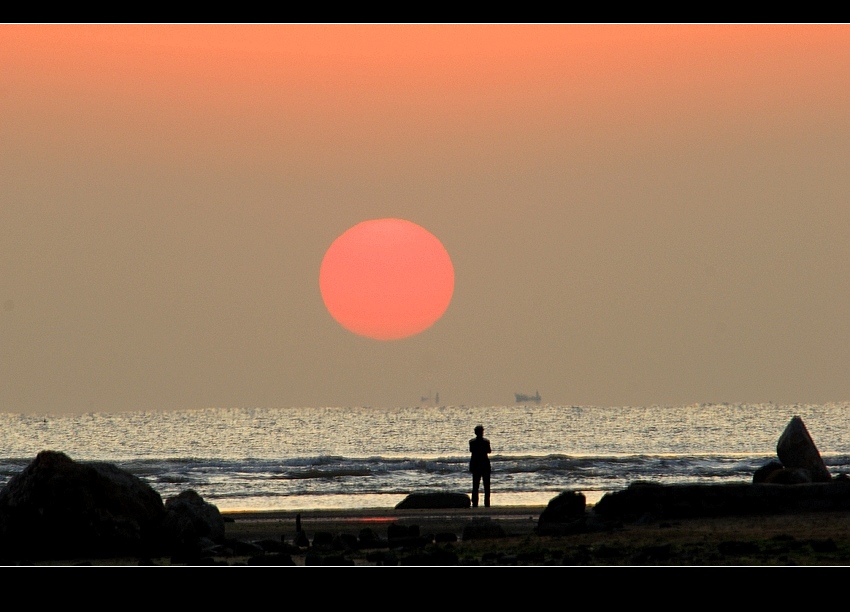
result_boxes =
[1,402,848,513]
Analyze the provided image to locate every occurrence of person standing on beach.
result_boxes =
[469,425,492,508]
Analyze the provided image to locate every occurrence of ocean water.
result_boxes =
[1,403,848,512]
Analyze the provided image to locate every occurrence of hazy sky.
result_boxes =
[2,24,849,413]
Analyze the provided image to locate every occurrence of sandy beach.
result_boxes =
[216,505,850,566]
[18,502,850,566]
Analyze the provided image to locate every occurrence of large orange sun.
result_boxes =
[319,218,455,340]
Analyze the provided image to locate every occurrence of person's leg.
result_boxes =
[472,473,481,507]
[483,474,490,507]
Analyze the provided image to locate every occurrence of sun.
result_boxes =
[319,218,455,341]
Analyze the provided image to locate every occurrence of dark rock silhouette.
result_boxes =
[388,522,419,539]
[536,490,591,535]
[0,451,235,562]
[589,416,845,523]
[395,491,471,509]
[752,460,785,483]
[462,517,506,540]
[0,450,166,560]
[592,480,850,522]
[386,522,429,548]
[358,527,386,548]
[765,467,813,484]
[538,490,586,523]
[161,489,226,561]
[163,489,225,541]
[536,490,620,535]
[752,416,832,484]
[776,415,832,482]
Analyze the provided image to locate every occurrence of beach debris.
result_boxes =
[0,450,165,560]
[775,415,832,483]
[395,491,471,509]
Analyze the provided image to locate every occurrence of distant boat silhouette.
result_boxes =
[515,390,541,403]
[420,391,440,404]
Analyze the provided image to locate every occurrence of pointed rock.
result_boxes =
[776,416,831,482]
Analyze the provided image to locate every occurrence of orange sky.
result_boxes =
[2,24,850,412]
[7,25,848,160]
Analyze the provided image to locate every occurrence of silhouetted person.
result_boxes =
[469,424,491,507]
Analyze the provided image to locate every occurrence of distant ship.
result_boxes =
[420,391,440,405]
[515,390,541,403]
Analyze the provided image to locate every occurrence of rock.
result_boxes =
[753,460,785,483]
[434,532,457,543]
[334,533,359,552]
[764,467,812,484]
[387,522,429,548]
[0,450,165,560]
[388,523,419,540]
[229,539,265,556]
[592,480,850,521]
[162,489,225,548]
[461,517,506,541]
[310,531,335,550]
[776,416,832,482]
[538,490,586,524]
[293,530,310,548]
[358,527,386,548]
[395,491,471,509]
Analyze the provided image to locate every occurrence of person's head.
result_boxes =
[474,425,484,436]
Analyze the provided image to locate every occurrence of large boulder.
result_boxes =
[0,450,166,560]
[536,490,592,536]
[592,480,850,522]
[161,489,226,558]
[395,492,471,509]
[753,460,785,483]
[538,490,586,524]
[776,416,832,482]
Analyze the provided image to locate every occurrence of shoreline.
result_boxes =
[20,502,850,565]
[217,503,850,566]
[221,505,546,544]
[221,504,549,521]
